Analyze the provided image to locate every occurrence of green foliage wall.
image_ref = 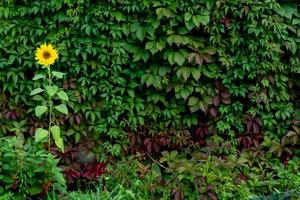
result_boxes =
[0,0,300,198]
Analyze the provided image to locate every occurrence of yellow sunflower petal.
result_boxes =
[35,43,59,67]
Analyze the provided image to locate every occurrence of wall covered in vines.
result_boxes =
[0,0,300,199]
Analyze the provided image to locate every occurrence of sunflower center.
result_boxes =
[42,51,51,59]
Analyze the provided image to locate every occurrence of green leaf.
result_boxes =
[191,68,201,80]
[28,186,43,195]
[177,67,191,81]
[45,86,58,97]
[192,15,210,26]
[50,126,61,141]
[292,18,300,25]
[30,88,44,96]
[173,52,185,66]
[52,71,65,79]
[32,74,45,80]
[188,96,199,106]
[55,104,68,115]
[136,28,146,41]
[35,106,48,117]
[127,89,135,98]
[275,3,297,19]
[55,138,64,152]
[156,8,174,19]
[35,128,49,143]
[184,12,192,21]
[198,101,207,112]
[57,91,69,101]
[50,126,64,152]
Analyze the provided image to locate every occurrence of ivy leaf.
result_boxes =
[57,91,69,101]
[173,52,185,66]
[127,89,135,98]
[145,41,159,54]
[136,27,146,41]
[192,15,210,26]
[191,68,201,80]
[35,106,48,117]
[35,128,49,143]
[156,8,174,19]
[30,88,43,96]
[198,101,207,112]
[184,12,192,21]
[55,104,68,115]
[32,74,45,80]
[52,71,65,79]
[188,96,199,106]
[177,67,190,81]
[274,3,297,19]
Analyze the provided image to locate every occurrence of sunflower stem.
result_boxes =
[47,66,52,152]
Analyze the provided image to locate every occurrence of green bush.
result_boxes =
[0,0,299,199]
[0,136,66,199]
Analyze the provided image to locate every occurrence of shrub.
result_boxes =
[0,135,66,199]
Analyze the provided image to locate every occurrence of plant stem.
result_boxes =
[146,152,168,170]
[47,67,52,152]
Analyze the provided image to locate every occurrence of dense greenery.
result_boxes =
[0,136,65,199]
[0,0,299,199]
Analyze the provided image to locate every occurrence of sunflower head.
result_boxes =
[35,43,58,67]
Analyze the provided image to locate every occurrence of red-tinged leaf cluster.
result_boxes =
[64,162,106,184]
[144,137,161,154]
[246,117,262,134]
[188,51,214,65]
[3,109,22,120]
[128,129,193,155]
[66,113,82,126]
[195,176,217,200]
[195,126,209,145]
[63,78,77,90]
[220,16,231,28]
[214,80,231,105]
[235,174,248,185]
[128,130,170,154]
[238,133,263,149]
[52,139,106,186]
[171,189,184,200]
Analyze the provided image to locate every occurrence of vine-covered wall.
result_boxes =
[0,0,300,198]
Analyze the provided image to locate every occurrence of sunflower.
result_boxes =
[35,43,58,67]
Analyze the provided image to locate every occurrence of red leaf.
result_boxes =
[143,138,151,145]
[209,107,218,117]
[220,92,230,98]
[146,141,153,154]
[75,115,81,125]
[153,142,160,153]
[203,54,212,63]
[247,121,253,133]
[208,192,217,200]
[64,168,81,183]
[195,54,203,65]
[222,98,231,104]
[213,96,220,106]
[252,123,260,133]
[254,117,262,126]
[215,80,222,90]
[82,162,106,179]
